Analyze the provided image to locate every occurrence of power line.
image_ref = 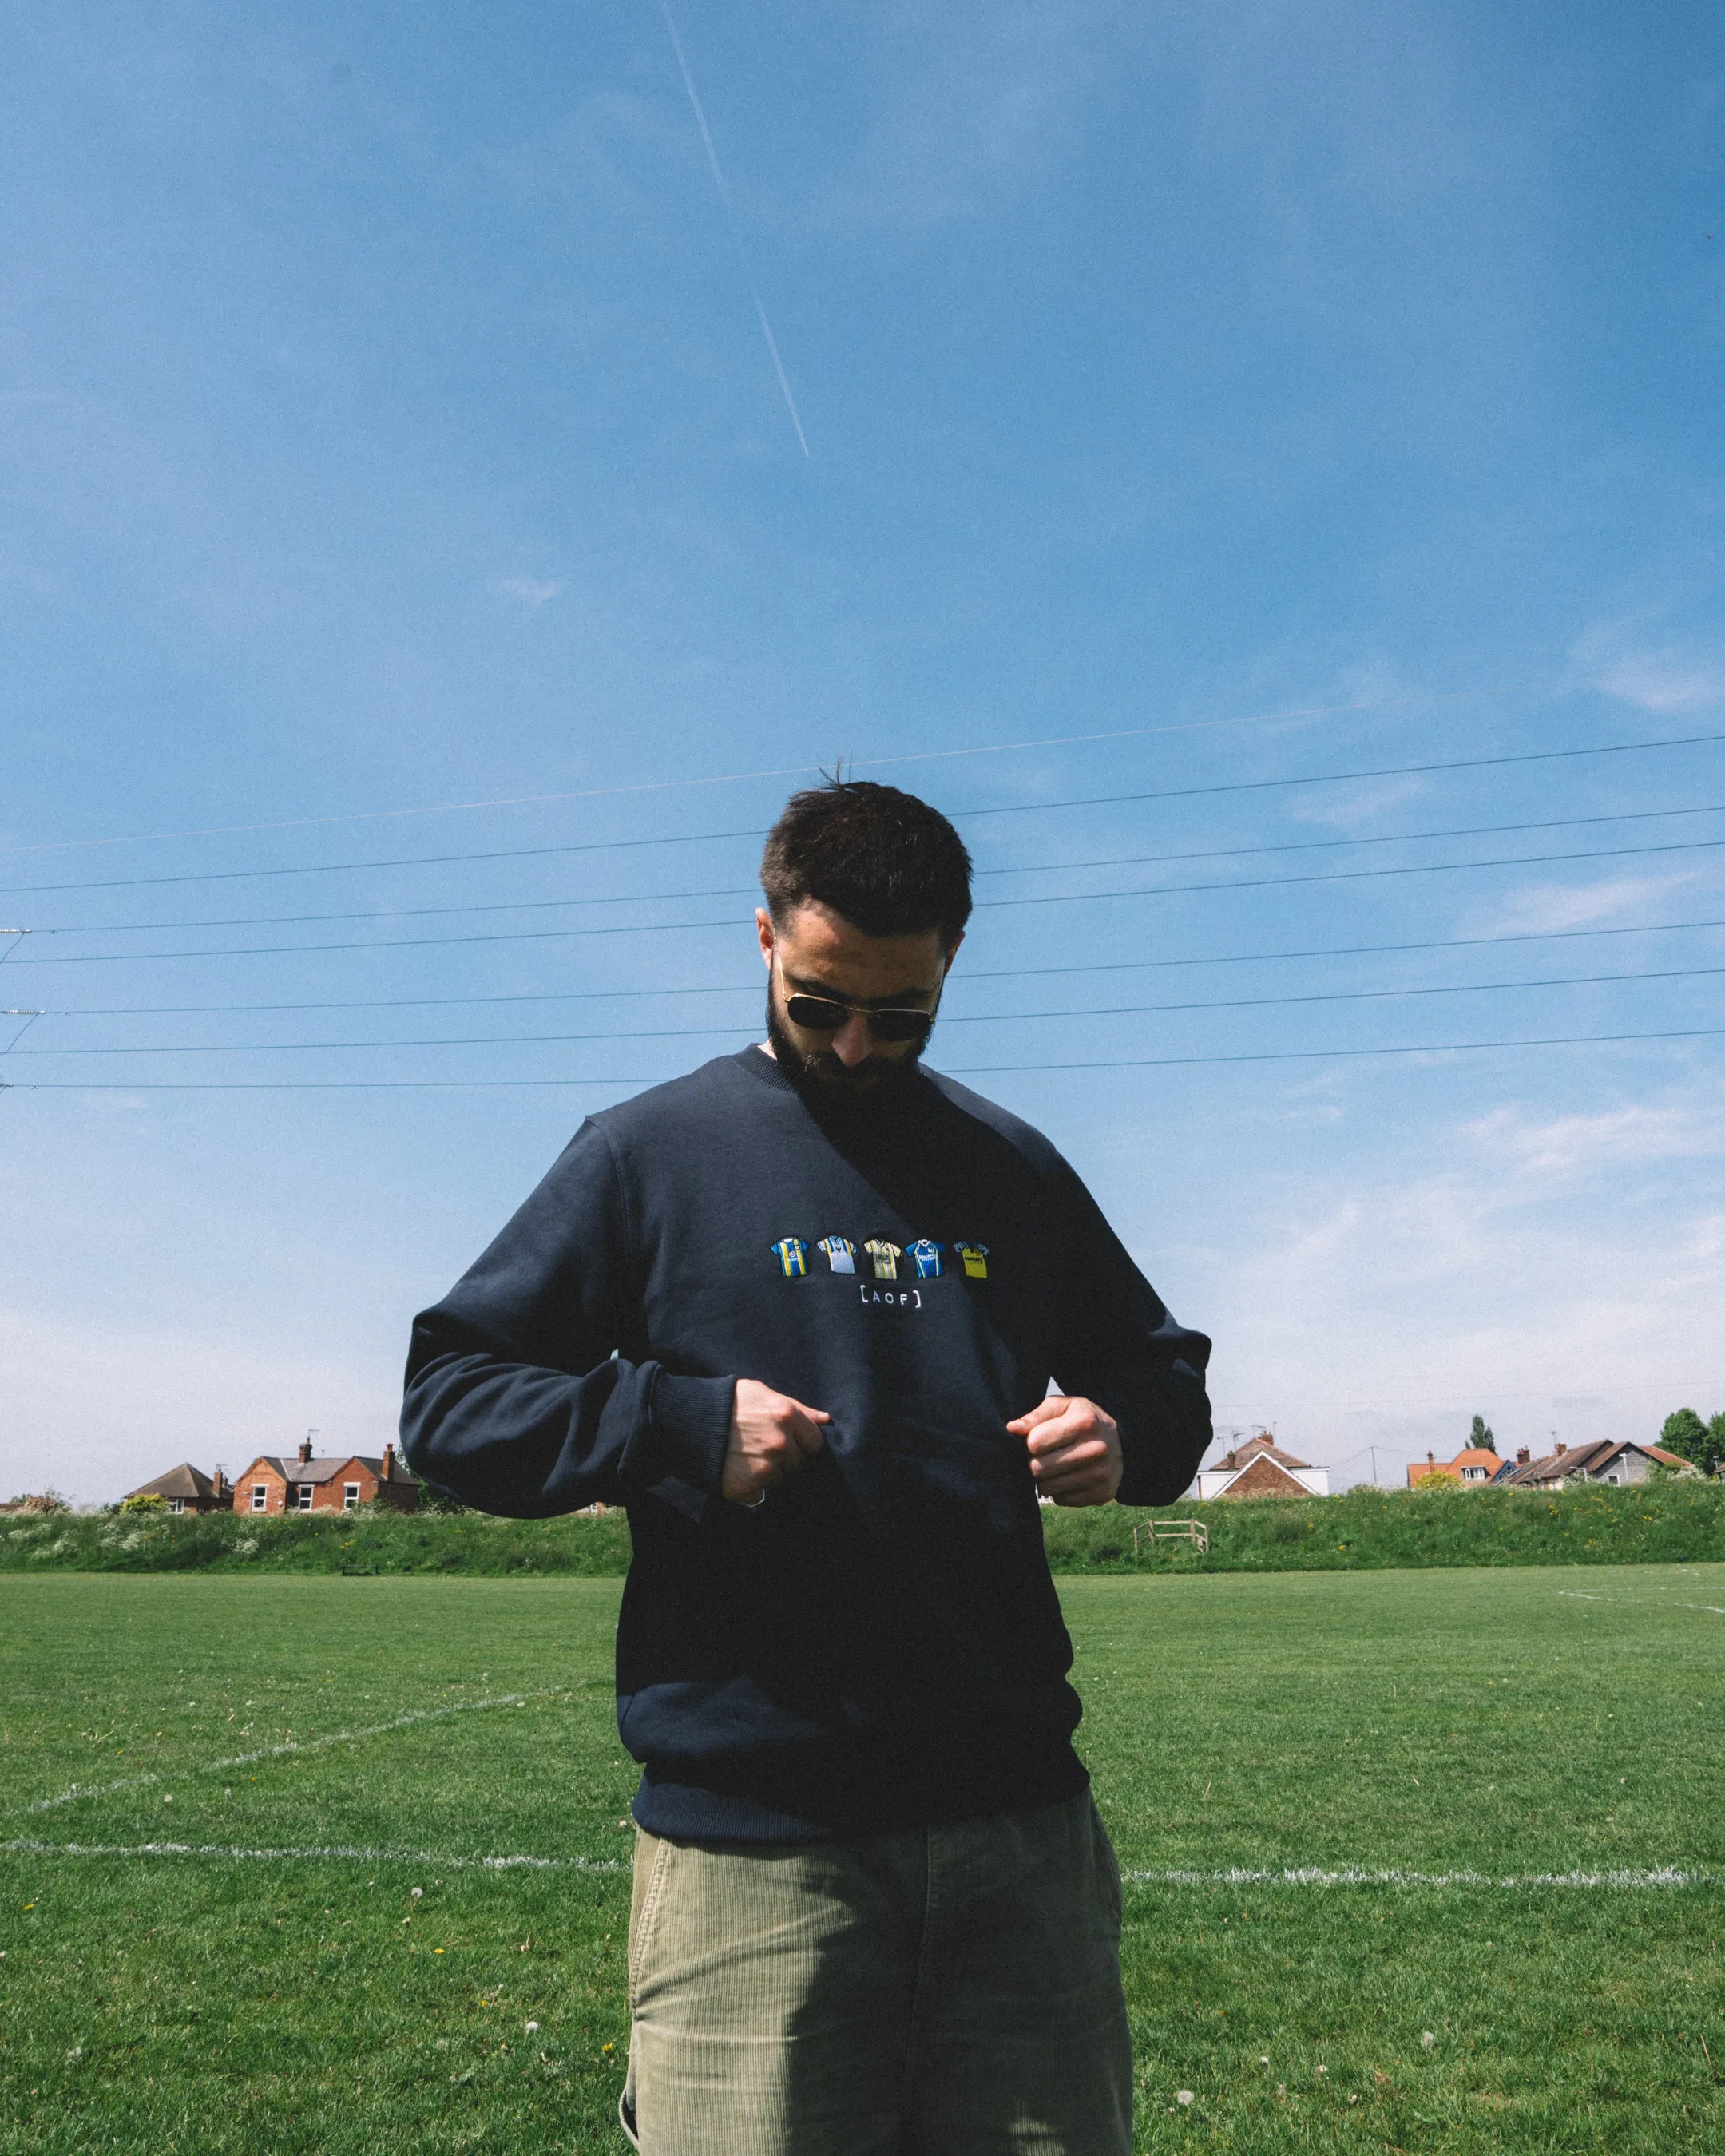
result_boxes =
[12,832,1725,963]
[0,824,768,898]
[11,963,1722,1058]
[24,916,1725,1016]
[14,795,1723,910]
[9,779,1721,903]
[6,1024,1723,1089]
[0,685,1522,858]
[981,834,1725,914]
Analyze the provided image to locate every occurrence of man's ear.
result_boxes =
[943,929,966,967]
[755,907,776,969]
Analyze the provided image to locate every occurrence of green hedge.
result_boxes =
[1039,1477,1725,1571]
[2,1479,1721,1577]
[0,1505,632,1576]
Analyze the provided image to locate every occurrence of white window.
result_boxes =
[298,1485,314,1511]
[343,1484,360,1510]
[251,1484,268,1512]
[168,1498,184,1515]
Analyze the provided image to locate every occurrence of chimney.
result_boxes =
[212,1468,228,1500]
[1517,1447,1530,1465]
[1426,1450,1436,1465]
[298,1434,314,1464]
[382,1443,397,1483]
[1554,1441,1566,1456]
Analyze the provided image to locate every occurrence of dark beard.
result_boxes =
[764,989,927,1100]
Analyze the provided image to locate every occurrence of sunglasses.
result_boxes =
[783,992,937,1044]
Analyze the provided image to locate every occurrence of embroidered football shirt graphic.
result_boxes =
[770,1237,810,1278]
[862,1239,902,1281]
[816,1235,857,1274]
[954,1242,989,1279]
[906,1239,944,1278]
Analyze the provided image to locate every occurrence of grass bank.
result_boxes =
[3,1478,1722,1577]
[0,1507,633,1576]
[1042,1477,1725,1571]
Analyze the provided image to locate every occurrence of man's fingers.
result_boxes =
[1029,1438,1111,1484]
[1017,1394,1124,1509]
[1005,1396,1070,1435]
[784,1407,827,1461]
[1024,1409,1100,1456]
[724,1381,831,1503]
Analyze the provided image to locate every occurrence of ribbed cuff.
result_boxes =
[639,1369,735,1497]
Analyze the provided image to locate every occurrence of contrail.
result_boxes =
[660,6,810,458]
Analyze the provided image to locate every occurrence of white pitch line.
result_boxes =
[26,1684,586,1813]
[1124,1865,1723,1890]
[1558,1587,1725,1615]
[2,1836,626,1873]
[1,1841,1714,1891]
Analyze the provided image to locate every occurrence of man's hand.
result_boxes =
[1008,1395,1123,1507]
[723,1378,831,1504]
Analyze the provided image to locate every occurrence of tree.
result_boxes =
[1659,1409,1725,1476]
[1469,1415,1497,1455]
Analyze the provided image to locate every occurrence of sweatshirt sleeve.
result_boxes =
[1045,1154,1212,1507]
[399,1119,734,1519]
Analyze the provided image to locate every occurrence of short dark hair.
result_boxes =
[759,780,973,948]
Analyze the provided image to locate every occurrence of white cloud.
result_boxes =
[1467,1095,1725,1180]
[488,575,564,607]
[1579,634,1725,715]
[1473,873,1703,936]
[1180,1084,1725,1475]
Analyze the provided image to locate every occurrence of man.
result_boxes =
[401,779,1211,2154]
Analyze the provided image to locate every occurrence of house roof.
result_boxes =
[1215,1433,1314,1472]
[239,1454,416,1487]
[1410,1446,1505,1485]
[1500,1437,1694,1486]
[124,1462,218,1502]
[1214,1453,1315,1498]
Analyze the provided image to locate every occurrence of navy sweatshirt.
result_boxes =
[401,1046,1211,1841]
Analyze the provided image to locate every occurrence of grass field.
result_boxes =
[2,1567,1721,2152]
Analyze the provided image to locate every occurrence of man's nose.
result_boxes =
[831,1012,874,1064]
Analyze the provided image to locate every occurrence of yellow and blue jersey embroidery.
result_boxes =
[771,1234,987,1285]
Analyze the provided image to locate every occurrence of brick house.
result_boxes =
[1497,1438,1696,1490]
[1406,1445,1508,1490]
[232,1437,419,1516]
[1196,1433,1330,1500]
[121,1464,232,1515]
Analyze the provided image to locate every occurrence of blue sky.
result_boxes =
[2,1,1722,1503]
